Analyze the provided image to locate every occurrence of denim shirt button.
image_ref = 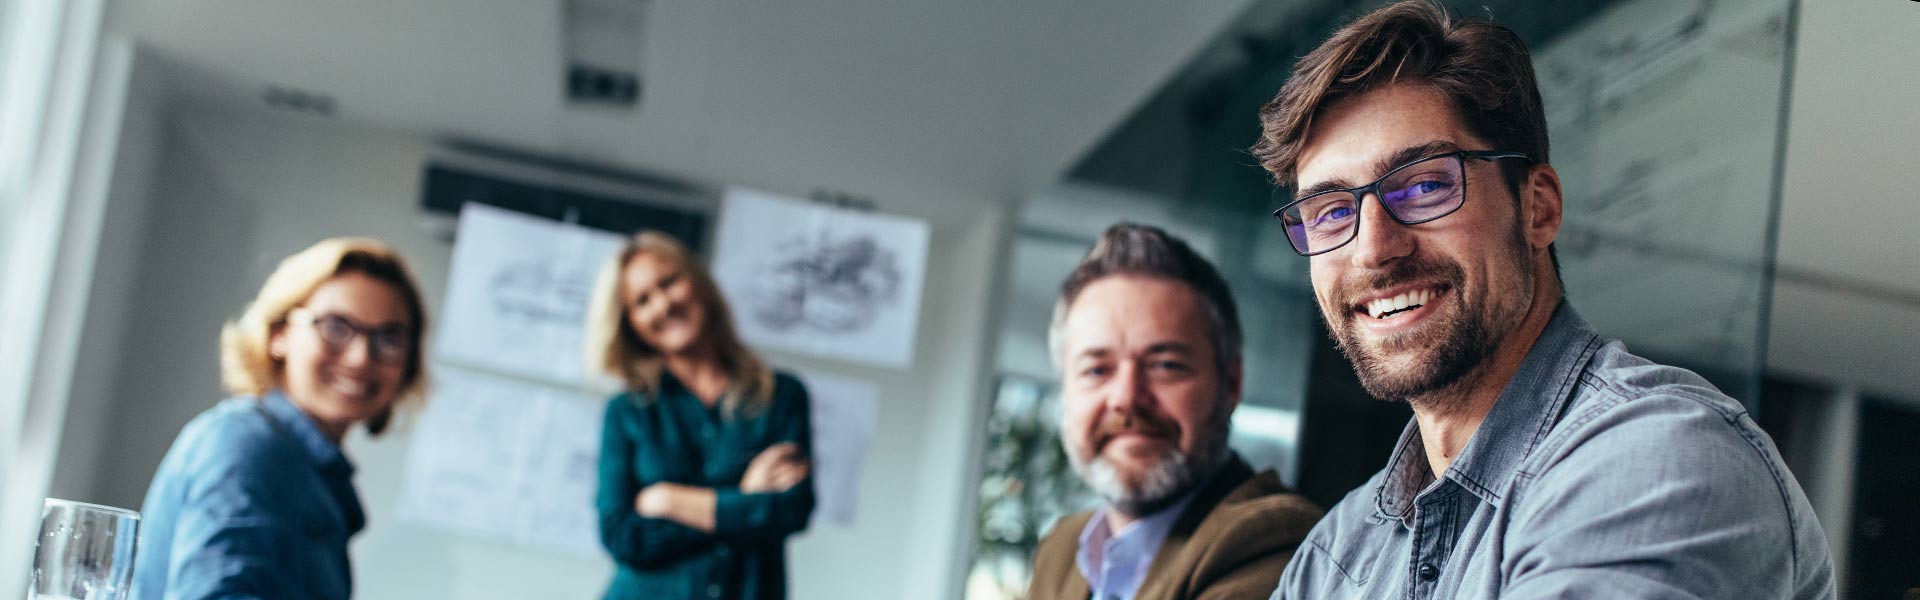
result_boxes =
[706,582,723,598]
[1418,563,1439,581]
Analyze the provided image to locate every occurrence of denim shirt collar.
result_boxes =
[1374,302,1604,522]
[261,389,356,480]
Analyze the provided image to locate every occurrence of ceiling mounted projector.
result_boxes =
[564,0,648,108]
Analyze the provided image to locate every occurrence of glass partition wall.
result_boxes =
[964,0,1796,596]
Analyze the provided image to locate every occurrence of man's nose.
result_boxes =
[1102,361,1154,414]
[1346,192,1416,269]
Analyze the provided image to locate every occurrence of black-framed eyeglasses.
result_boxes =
[1272,150,1531,256]
[287,307,413,364]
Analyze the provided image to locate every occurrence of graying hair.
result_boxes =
[1047,222,1243,380]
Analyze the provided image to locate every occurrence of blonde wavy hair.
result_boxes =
[220,238,429,436]
[584,231,773,418]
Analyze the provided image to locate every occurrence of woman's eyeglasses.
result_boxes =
[287,307,412,364]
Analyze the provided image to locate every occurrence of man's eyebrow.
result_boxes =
[1294,140,1465,199]
[1072,347,1113,362]
[1376,140,1463,177]
[1295,178,1353,199]
[1140,341,1195,356]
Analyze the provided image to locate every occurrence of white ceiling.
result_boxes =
[106,0,1255,225]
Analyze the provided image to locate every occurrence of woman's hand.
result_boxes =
[634,482,679,518]
[740,442,810,494]
[634,483,717,532]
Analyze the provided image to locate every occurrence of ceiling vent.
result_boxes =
[564,0,648,108]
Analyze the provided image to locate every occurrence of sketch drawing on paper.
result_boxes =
[747,233,904,334]
[711,187,930,369]
[437,202,623,384]
[488,261,596,327]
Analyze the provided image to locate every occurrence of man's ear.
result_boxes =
[1223,357,1244,411]
[1523,163,1564,252]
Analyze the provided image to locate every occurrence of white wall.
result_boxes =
[1768,0,1920,401]
[71,99,1008,599]
[48,41,166,504]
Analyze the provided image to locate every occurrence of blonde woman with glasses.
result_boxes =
[585,231,816,600]
[134,238,428,600]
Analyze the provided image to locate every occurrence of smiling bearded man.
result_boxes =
[1026,223,1322,600]
[1256,2,1834,598]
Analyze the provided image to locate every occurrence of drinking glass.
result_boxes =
[28,499,139,600]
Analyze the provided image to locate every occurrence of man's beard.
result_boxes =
[1067,397,1232,517]
[1325,231,1532,409]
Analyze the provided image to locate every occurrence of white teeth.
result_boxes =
[1365,289,1436,319]
[331,379,367,397]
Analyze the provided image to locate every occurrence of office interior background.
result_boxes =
[1,0,1913,598]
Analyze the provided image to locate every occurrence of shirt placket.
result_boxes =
[684,396,734,600]
[1096,534,1135,600]
[1406,486,1459,600]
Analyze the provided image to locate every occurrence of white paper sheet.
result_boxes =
[791,368,879,527]
[396,366,607,556]
[710,188,930,369]
[436,203,624,385]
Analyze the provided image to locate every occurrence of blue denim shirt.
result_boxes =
[134,390,365,600]
[1272,304,1834,599]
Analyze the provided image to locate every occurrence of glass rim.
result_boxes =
[1269,149,1528,256]
[290,307,415,361]
[43,497,141,520]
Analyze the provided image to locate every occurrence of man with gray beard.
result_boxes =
[1027,223,1322,600]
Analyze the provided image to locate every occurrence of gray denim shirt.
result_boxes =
[1272,304,1834,599]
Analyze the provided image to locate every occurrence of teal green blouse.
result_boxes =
[596,370,815,600]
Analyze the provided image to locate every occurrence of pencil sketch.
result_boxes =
[746,232,904,334]
[488,261,597,327]
[438,203,623,384]
[711,187,930,369]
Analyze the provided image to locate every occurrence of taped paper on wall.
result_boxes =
[396,366,606,556]
[793,368,880,527]
[437,203,623,386]
[711,188,930,369]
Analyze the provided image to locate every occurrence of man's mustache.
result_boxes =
[1334,256,1464,310]
[1093,411,1179,447]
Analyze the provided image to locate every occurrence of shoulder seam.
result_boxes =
[1546,373,1802,573]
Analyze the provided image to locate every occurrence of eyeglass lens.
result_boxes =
[310,314,410,363]
[1279,154,1466,255]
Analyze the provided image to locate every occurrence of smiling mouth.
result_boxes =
[1357,286,1445,320]
[328,376,377,400]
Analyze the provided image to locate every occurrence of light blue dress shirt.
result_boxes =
[1271,304,1835,599]
[134,390,364,600]
[1075,492,1199,600]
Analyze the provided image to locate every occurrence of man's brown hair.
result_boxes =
[1252,0,1548,192]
